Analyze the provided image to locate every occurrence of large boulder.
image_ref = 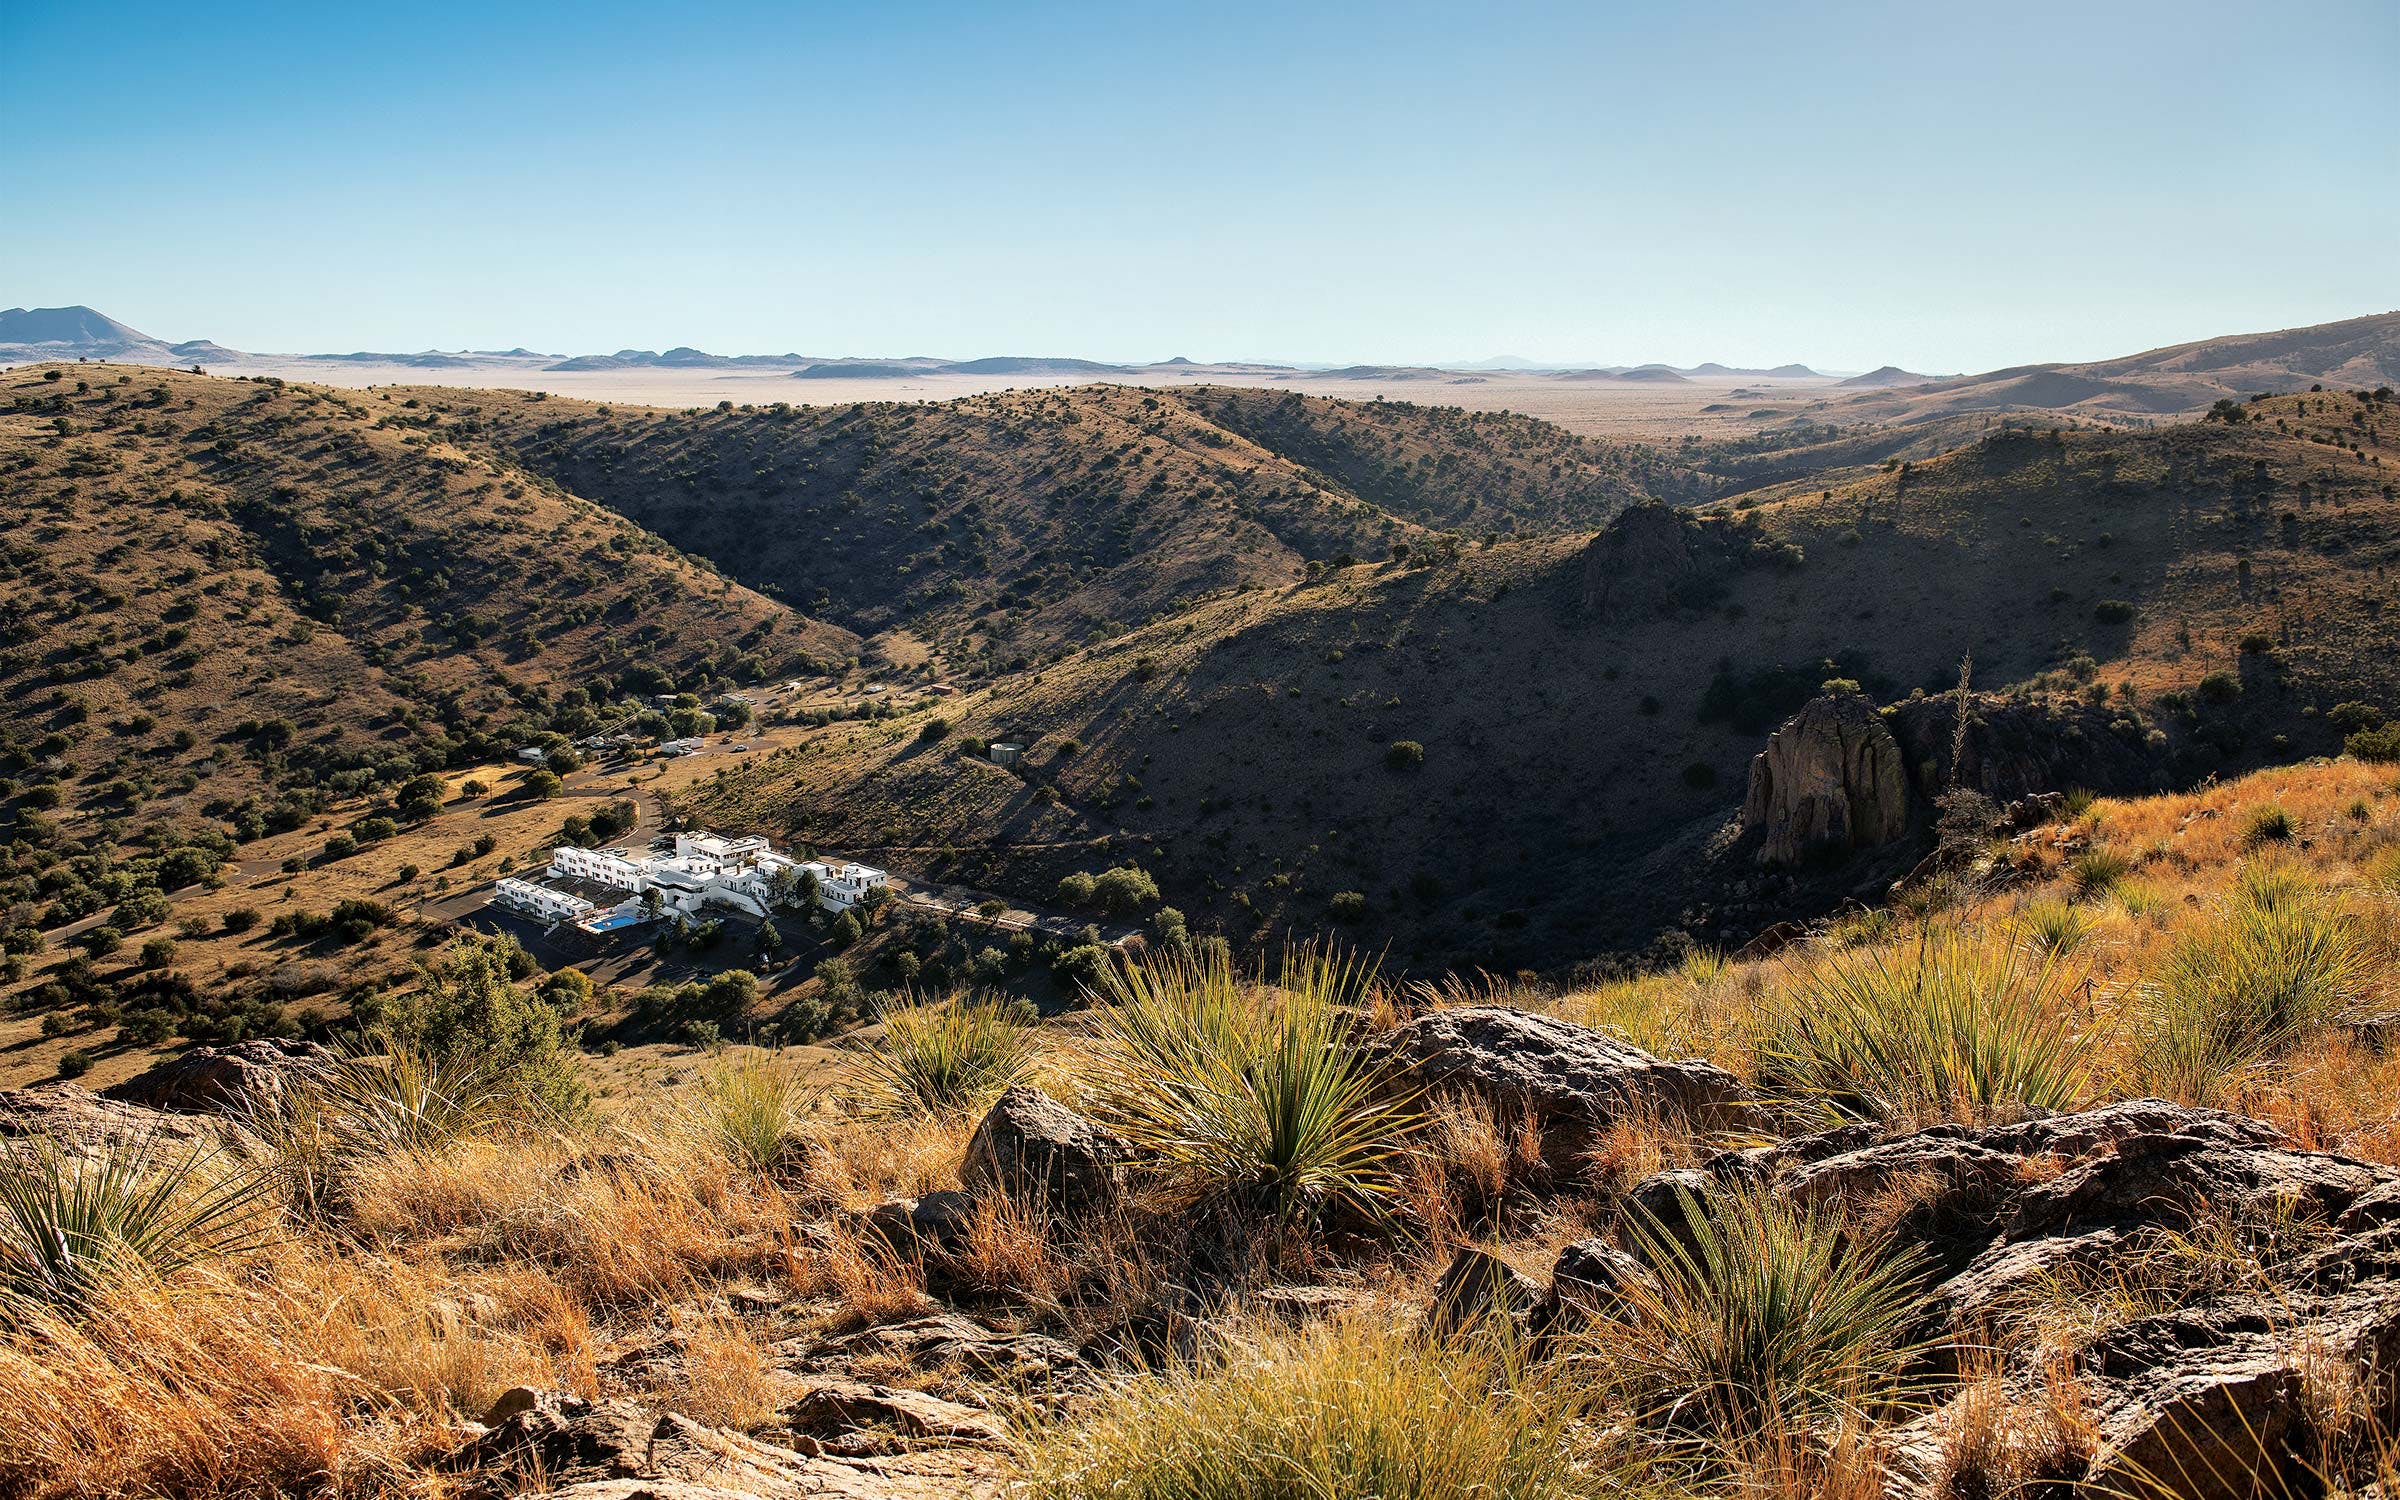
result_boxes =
[1740,693,1912,866]
[1426,1244,1544,1339]
[960,1085,1130,1212]
[103,1038,334,1114]
[1381,1006,1754,1178]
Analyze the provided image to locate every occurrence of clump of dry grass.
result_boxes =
[1018,1311,1614,1500]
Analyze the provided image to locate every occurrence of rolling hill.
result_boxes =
[0,364,853,860]
[674,388,2400,972]
[438,382,1716,657]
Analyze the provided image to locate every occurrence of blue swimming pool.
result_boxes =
[579,911,647,933]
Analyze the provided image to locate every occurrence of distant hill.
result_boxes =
[0,305,174,361]
[1838,365,1937,388]
[437,381,1716,654]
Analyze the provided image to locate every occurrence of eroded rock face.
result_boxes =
[103,1038,334,1114]
[445,1391,1002,1500]
[960,1085,1130,1212]
[0,1084,211,1154]
[1740,693,1912,866]
[1579,504,1717,618]
[1381,1006,1755,1177]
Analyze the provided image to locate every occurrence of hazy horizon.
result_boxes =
[3,0,2393,373]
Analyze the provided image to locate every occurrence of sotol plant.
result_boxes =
[1085,945,1418,1231]
[1756,923,2087,1125]
[0,1133,275,1316]
[853,993,1039,1118]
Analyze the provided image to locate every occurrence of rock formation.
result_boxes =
[1740,692,1913,865]
[959,1085,1130,1212]
[103,1038,334,1114]
[1379,1005,1756,1176]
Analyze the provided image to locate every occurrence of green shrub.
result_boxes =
[1327,890,1368,922]
[2136,868,2364,1106]
[853,994,1038,1118]
[1756,925,2085,1124]
[2066,846,2133,899]
[351,934,584,1117]
[2197,672,2242,704]
[1091,865,1159,915]
[2347,725,2400,764]
[54,1050,93,1080]
[1086,946,1415,1230]
[1057,871,1096,906]
[697,1052,810,1173]
[2240,805,2296,846]
[2092,599,2136,623]
[1386,740,1426,771]
[1605,1184,1932,1439]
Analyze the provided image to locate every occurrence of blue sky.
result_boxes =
[3,0,2392,371]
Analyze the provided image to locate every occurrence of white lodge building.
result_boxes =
[545,832,888,927]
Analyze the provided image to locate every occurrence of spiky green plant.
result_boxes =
[0,1133,275,1317]
[1019,1310,1609,1500]
[1085,946,1417,1231]
[231,1041,511,1217]
[1678,947,1729,987]
[2066,846,2133,899]
[2136,867,2365,1106]
[1756,925,2086,1124]
[2241,805,2298,847]
[2019,897,2093,957]
[699,1051,812,1173]
[1595,1184,1933,1442]
[853,993,1038,1118]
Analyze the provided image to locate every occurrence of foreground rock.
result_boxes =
[102,1038,333,1114]
[1381,1005,1754,1177]
[1740,692,1911,867]
[447,1390,1001,1499]
[960,1085,1130,1212]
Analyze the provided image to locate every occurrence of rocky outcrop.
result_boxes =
[1380,1006,1756,1177]
[0,1084,211,1153]
[1427,1244,1544,1338]
[1621,1103,2400,1498]
[1740,693,1912,866]
[960,1086,1130,1212]
[1886,690,2172,805]
[103,1038,334,1114]
[1579,504,1721,618]
[446,1390,1000,1500]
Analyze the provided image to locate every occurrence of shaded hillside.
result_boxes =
[446,383,1712,657]
[1167,385,1716,534]
[680,391,2400,972]
[0,364,850,861]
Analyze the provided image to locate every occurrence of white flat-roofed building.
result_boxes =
[539,830,887,922]
[494,877,595,924]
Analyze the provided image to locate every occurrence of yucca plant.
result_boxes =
[2066,846,2134,899]
[2019,897,2093,957]
[1594,1184,1933,1444]
[2136,867,2365,1106]
[698,1050,812,1173]
[852,993,1038,1118]
[1085,945,1418,1231]
[231,1040,511,1217]
[2241,805,2298,847]
[0,1133,276,1318]
[1756,924,2086,1124]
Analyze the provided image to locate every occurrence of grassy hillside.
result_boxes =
[11,753,2400,1498]
[441,382,1711,661]
[678,392,2400,971]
